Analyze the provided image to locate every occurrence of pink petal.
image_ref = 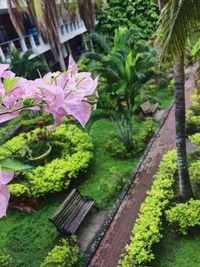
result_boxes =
[1,70,16,78]
[68,102,91,127]
[0,64,9,77]
[0,185,10,218]
[68,56,78,74]
[0,112,20,123]
[0,169,14,185]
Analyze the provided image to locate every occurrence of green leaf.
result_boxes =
[0,158,32,171]
[3,77,21,91]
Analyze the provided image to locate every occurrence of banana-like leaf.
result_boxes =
[0,158,32,171]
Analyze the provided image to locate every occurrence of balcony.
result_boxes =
[0,18,87,61]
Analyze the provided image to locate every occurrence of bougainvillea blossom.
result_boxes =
[0,56,98,218]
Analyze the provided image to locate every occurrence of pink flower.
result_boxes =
[0,64,15,78]
[0,56,98,128]
[0,168,14,218]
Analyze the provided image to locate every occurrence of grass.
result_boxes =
[149,89,174,109]
[79,117,148,209]
[0,193,65,267]
[152,228,200,267]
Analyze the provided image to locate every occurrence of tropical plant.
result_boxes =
[7,0,104,71]
[85,27,157,116]
[1,46,47,79]
[156,0,200,199]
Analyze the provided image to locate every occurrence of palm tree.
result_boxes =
[85,27,157,115]
[1,46,48,79]
[7,0,104,71]
[157,0,200,199]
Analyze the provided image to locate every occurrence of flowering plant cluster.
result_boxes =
[0,56,98,218]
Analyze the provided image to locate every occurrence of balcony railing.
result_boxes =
[0,18,86,61]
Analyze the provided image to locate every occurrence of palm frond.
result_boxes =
[156,0,200,60]
[8,0,27,35]
[90,32,110,53]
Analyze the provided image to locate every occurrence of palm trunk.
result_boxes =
[58,47,67,71]
[157,0,168,10]
[174,54,193,200]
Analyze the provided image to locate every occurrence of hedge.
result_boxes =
[0,249,14,267]
[40,237,83,267]
[186,88,200,134]
[165,199,200,235]
[0,123,93,197]
[8,183,30,198]
[118,150,177,267]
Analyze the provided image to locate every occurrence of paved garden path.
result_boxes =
[88,70,195,267]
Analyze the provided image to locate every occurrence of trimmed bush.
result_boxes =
[0,123,93,197]
[165,199,200,235]
[189,133,200,151]
[8,183,30,197]
[186,109,200,134]
[186,89,200,134]
[132,117,156,154]
[0,249,14,267]
[106,137,130,159]
[119,150,177,267]
[189,160,200,194]
[106,118,156,159]
[40,237,83,267]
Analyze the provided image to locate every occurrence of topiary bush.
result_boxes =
[0,123,93,197]
[40,237,84,267]
[165,199,200,235]
[118,150,177,267]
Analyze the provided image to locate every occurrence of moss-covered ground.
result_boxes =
[152,228,200,267]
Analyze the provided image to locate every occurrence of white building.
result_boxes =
[0,0,89,70]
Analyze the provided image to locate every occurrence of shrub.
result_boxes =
[190,88,200,114]
[106,137,130,159]
[189,133,200,151]
[119,150,177,267]
[107,118,156,159]
[186,109,200,134]
[96,0,159,39]
[132,118,156,153]
[40,237,83,267]
[165,199,200,235]
[189,160,200,194]
[0,249,14,267]
[1,123,93,197]
[186,89,200,134]
[8,183,30,198]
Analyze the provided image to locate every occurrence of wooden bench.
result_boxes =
[50,189,94,235]
[140,100,158,115]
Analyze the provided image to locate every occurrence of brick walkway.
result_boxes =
[88,71,195,267]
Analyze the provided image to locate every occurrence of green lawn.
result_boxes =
[150,89,174,109]
[79,118,145,209]
[152,229,200,267]
[0,193,65,267]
